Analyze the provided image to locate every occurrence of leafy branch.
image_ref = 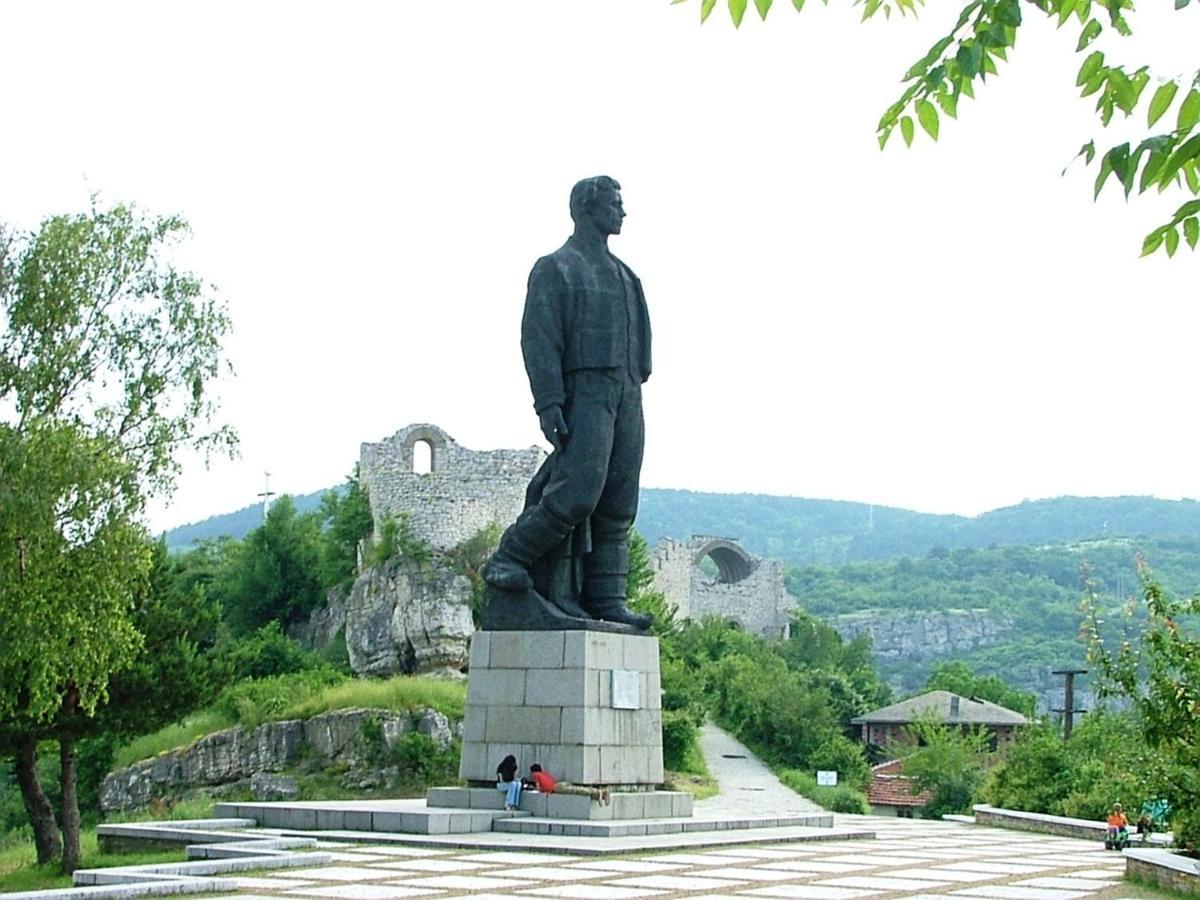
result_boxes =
[671,0,1200,258]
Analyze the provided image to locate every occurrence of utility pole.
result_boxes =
[256,471,276,522]
[1051,668,1087,740]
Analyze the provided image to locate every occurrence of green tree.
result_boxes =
[898,713,992,816]
[673,0,1200,258]
[316,468,374,588]
[0,203,232,870]
[923,660,1037,718]
[219,496,324,634]
[1084,562,1200,848]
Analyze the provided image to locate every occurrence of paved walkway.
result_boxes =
[207,817,1138,898]
[694,724,825,818]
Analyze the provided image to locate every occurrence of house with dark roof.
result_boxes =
[851,690,1030,752]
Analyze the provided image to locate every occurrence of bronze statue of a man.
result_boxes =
[484,176,652,631]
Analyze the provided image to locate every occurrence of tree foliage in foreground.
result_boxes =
[0,203,233,870]
[1083,561,1200,849]
[672,0,1200,258]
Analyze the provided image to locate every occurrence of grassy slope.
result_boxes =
[114,674,467,769]
[0,830,185,894]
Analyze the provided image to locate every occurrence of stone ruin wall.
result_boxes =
[649,536,793,639]
[359,423,545,553]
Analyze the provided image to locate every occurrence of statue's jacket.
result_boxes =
[520,243,652,414]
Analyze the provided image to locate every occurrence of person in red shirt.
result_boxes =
[528,764,608,804]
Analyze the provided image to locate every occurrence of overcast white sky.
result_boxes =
[3,1,1198,532]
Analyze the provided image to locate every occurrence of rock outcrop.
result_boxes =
[295,557,474,678]
[828,609,1008,659]
[343,557,473,676]
[100,706,454,813]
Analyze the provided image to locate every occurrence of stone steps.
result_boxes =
[214,800,525,834]
[494,811,834,837]
[427,786,693,820]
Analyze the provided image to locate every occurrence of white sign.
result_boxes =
[611,669,641,710]
[816,770,838,786]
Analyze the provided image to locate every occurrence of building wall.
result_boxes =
[360,423,545,553]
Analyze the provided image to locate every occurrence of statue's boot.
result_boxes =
[484,507,574,592]
[584,542,653,631]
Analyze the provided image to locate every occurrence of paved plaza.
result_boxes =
[216,816,1137,899]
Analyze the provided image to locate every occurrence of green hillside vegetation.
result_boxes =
[166,487,1200,565]
[786,535,1200,697]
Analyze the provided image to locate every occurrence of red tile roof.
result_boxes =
[867,760,932,808]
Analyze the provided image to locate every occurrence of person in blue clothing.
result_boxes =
[496,754,521,810]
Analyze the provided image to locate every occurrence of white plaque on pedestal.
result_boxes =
[612,669,640,709]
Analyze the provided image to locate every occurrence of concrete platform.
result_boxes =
[427,785,693,819]
[493,810,833,837]
[214,799,525,834]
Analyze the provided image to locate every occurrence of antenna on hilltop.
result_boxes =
[257,471,276,522]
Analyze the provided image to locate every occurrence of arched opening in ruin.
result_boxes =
[694,541,754,584]
[412,439,434,474]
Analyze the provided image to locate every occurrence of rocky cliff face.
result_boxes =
[100,706,455,813]
[296,557,474,677]
[828,609,1009,659]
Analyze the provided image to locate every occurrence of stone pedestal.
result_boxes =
[458,630,664,788]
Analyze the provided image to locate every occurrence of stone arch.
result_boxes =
[396,423,450,474]
[691,537,755,584]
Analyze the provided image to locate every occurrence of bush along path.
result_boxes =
[694,723,826,817]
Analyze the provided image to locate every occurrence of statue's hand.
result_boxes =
[538,406,570,452]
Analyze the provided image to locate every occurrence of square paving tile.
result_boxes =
[935,861,1053,875]
[690,866,803,881]
[754,860,876,874]
[235,877,322,889]
[494,866,609,882]
[707,847,812,859]
[1057,868,1123,879]
[347,846,451,857]
[654,852,753,865]
[740,887,883,899]
[375,858,492,872]
[1016,876,1122,890]
[325,853,396,863]
[949,887,1091,899]
[284,866,402,882]
[566,859,684,873]
[889,867,998,883]
[390,873,534,890]
[824,853,942,865]
[281,886,441,899]
[517,885,668,898]
[816,875,954,891]
[458,852,582,864]
[606,874,749,891]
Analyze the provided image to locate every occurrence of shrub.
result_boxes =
[779,769,870,814]
[661,709,702,773]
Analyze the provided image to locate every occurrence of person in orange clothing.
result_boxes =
[1106,802,1129,850]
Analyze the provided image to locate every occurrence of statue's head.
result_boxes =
[570,176,624,235]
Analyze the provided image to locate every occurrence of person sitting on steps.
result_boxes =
[496,754,522,810]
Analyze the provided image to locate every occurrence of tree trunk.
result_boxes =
[14,735,61,864]
[59,734,81,874]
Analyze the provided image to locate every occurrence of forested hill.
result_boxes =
[163,486,1200,566]
[633,491,1200,566]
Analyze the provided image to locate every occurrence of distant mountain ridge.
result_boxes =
[163,487,1200,566]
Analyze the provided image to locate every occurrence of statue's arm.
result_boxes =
[520,258,567,416]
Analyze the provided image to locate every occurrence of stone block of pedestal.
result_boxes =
[458,630,664,788]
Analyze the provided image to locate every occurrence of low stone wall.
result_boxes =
[101,707,455,813]
[1126,848,1200,895]
[973,804,1109,840]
